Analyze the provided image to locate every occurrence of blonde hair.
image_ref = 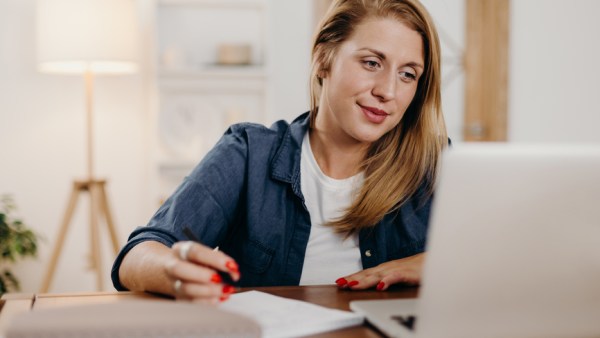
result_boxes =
[310,0,447,232]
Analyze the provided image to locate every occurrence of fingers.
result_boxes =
[172,278,236,304]
[172,241,240,282]
[165,258,232,303]
[166,258,222,285]
[379,270,420,289]
[335,254,425,291]
[335,272,380,290]
[168,241,240,302]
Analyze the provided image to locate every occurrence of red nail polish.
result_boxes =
[335,278,348,286]
[348,280,359,287]
[225,260,239,273]
[220,294,229,302]
[223,284,235,294]
[376,281,385,291]
[210,274,222,283]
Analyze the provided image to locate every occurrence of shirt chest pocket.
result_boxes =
[239,239,274,274]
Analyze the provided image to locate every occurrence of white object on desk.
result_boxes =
[220,290,364,338]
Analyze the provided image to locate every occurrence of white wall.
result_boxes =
[509,0,600,143]
[422,0,465,142]
[266,0,312,123]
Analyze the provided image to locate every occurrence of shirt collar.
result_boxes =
[270,111,310,183]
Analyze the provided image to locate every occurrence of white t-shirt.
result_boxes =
[299,131,363,285]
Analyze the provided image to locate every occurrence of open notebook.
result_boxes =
[220,290,363,338]
[351,144,600,338]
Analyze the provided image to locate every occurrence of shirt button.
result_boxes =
[365,250,372,257]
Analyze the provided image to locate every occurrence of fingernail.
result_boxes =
[225,260,239,273]
[220,294,230,302]
[210,274,222,283]
[348,280,359,287]
[376,281,385,291]
[335,278,348,286]
[223,284,235,294]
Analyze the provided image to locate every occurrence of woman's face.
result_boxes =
[318,16,424,145]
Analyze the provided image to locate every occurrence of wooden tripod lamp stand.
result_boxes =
[36,0,139,292]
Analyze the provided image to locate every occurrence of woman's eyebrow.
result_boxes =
[358,47,424,70]
[359,47,387,60]
[405,61,424,70]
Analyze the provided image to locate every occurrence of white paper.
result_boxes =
[219,291,364,338]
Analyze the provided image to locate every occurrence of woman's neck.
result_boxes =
[308,127,369,179]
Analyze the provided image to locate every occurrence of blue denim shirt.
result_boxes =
[111,112,432,289]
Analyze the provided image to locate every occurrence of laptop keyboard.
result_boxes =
[391,315,417,331]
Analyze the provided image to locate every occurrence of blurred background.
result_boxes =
[0,0,599,293]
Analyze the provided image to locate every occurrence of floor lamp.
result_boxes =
[36,0,139,292]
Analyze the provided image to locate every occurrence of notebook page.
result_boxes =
[219,291,364,338]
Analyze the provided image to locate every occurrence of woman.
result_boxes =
[112,0,447,304]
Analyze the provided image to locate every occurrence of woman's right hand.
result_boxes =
[167,241,241,303]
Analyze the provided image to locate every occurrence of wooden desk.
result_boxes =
[0,285,418,337]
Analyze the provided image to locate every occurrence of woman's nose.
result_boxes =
[372,70,396,101]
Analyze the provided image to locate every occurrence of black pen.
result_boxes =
[183,226,233,284]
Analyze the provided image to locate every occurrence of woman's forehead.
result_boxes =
[340,17,424,63]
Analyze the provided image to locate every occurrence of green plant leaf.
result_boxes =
[0,195,39,294]
[0,277,6,294]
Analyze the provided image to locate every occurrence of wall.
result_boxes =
[422,0,466,142]
[266,0,312,123]
[509,0,600,143]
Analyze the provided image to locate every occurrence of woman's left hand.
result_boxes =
[335,253,425,291]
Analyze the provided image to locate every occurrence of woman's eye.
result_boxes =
[400,71,417,82]
[363,60,380,69]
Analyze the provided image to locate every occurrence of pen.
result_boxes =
[183,226,233,284]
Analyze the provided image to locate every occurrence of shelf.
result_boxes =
[159,64,266,79]
[158,0,265,9]
[153,0,270,201]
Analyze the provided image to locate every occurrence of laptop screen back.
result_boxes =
[417,144,600,338]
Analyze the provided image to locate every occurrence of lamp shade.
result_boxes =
[36,0,139,74]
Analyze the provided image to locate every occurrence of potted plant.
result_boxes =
[0,194,39,294]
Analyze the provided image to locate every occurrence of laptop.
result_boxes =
[350,143,600,338]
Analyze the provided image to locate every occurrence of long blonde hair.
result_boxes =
[310,0,447,232]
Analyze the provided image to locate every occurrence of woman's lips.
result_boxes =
[360,105,388,124]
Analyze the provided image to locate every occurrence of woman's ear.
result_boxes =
[315,67,326,86]
[315,57,328,80]
[317,68,328,80]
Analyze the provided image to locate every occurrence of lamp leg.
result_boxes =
[89,181,103,291]
[40,182,83,293]
[41,179,121,293]
[97,181,121,255]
